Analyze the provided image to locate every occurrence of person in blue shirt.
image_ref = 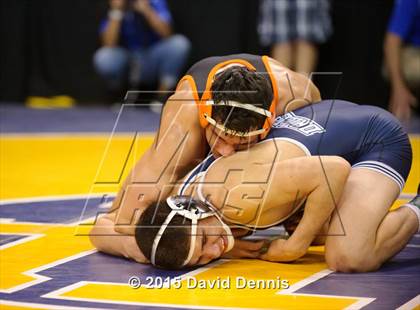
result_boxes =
[93,0,191,99]
[384,0,420,121]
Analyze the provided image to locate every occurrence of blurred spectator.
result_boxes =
[93,0,191,102]
[384,0,420,121]
[258,0,332,75]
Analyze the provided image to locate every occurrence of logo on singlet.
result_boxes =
[272,112,326,136]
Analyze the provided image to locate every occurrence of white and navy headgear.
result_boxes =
[150,195,234,267]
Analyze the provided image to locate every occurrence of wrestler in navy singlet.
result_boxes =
[179,100,412,194]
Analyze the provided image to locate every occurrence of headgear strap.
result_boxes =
[204,100,273,137]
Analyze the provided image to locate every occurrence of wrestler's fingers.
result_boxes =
[241,250,261,258]
[222,250,256,259]
[259,239,288,261]
[235,239,265,251]
[259,250,280,261]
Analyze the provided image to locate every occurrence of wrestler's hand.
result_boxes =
[222,239,265,259]
[259,238,304,262]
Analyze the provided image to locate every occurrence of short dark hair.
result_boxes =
[135,201,191,269]
[211,66,273,134]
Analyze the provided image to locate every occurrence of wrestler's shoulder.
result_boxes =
[161,79,200,128]
[265,56,290,74]
[265,57,308,81]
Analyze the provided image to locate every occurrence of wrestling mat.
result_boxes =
[1,105,419,309]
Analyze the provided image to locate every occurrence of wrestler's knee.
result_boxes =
[325,246,380,273]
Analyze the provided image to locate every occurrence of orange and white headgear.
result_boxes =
[197,99,275,139]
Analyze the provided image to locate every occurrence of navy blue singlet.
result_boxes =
[180,100,412,194]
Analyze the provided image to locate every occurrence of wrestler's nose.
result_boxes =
[217,143,235,157]
[203,244,222,263]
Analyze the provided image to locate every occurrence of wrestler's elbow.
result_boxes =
[90,239,109,255]
[89,217,114,253]
[320,157,351,203]
[324,156,351,182]
[89,228,107,253]
[88,228,99,249]
[89,217,103,246]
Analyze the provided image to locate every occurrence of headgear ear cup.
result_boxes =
[220,221,235,252]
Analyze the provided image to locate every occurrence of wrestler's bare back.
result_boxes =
[172,139,308,229]
[112,56,320,233]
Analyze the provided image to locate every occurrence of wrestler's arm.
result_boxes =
[89,212,149,263]
[112,90,205,235]
[283,210,330,245]
[260,156,350,262]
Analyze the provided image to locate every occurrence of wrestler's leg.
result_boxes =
[272,43,294,69]
[294,40,318,75]
[325,168,419,272]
